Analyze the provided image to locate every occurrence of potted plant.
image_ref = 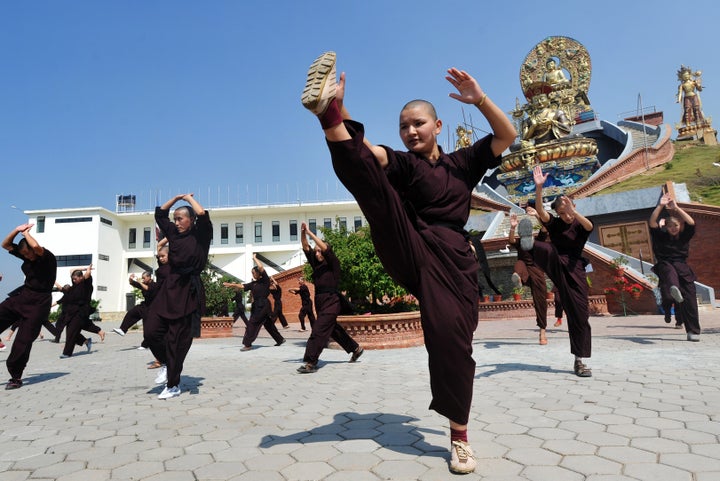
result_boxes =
[628,283,643,299]
[609,254,629,276]
[545,278,555,299]
[512,286,524,301]
[200,260,236,338]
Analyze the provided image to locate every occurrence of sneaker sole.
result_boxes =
[518,218,534,251]
[301,51,336,113]
[670,286,684,303]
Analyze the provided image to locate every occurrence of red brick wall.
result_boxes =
[271,265,314,320]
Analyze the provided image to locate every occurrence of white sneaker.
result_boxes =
[301,51,337,115]
[158,385,181,400]
[85,338,93,353]
[450,440,477,474]
[137,346,146,350]
[670,285,684,303]
[113,328,125,336]
[154,366,167,384]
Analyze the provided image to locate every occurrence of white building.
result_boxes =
[26,199,365,313]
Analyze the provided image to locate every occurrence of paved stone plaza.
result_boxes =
[1,306,719,481]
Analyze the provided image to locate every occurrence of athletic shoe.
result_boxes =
[301,51,337,115]
[240,346,252,352]
[158,386,181,400]
[137,346,146,350]
[687,333,700,342]
[297,363,318,374]
[670,285,684,303]
[449,440,477,474]
[154,366,167,385]
[350,346,364,363]
[85,338,93,353]
[518,218,534,251]
[113,328,125,337]
[511,272,522,289]
[5,378,22,390]
[59,354,71,359]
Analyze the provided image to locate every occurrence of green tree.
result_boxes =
[201,260,236,316]
[303,223,416,314]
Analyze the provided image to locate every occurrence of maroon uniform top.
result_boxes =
[9,247,57,293]
[545,216,591,261]
[297,284,312,306]
[383,136,498,229]
[651,224,694,262]
[130,278,159,306]
[58,276,93,320]
[244,270,271,309]
[304,245,341,291]
[270,284,282,303]
[152,207,212,318]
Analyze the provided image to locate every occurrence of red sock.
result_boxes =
[450,428,468,443]
[319,98,343,129]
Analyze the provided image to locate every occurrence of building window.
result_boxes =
[56,254,92,267]
[339,217,347,231]
[129,228,136,249]
[143,227,151,248]
[308,219,317,234]
[98,254,110,261]
[354,216,362,231]
[55,217,92,224]
[289,220,298,241]
[254,222,262,243]
[323,218,332,230]
[37,216,45,233]
[100,217,113,226]
[272,221,280,242]
[235,223,244,244]
[221,224,229,245]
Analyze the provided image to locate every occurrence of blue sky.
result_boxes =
[1,0,719,296]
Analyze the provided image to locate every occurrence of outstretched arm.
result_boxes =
[446,68,517,156]
[306,227,328,253]
[2,224,43,256]
[253,253,264,274]
[649,193,670,228]
[300,223,311,252]
[83,264,93,280]
[668,198,695,226]
[532,166,551,224]
[223,281,245,290]
[508,213,518,244]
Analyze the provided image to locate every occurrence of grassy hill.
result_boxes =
[596,141,720,206]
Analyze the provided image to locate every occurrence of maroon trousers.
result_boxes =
[0,289,51,380]
[514,259,548,329]
[298,303,315,330]
[529,242,591,357]
[143,311,194,388]
[653,260,700,334]
[303,292,358,364]
[242,301,283,347]
[328,124,478,425]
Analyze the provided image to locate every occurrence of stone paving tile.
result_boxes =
[1,311,719,480]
